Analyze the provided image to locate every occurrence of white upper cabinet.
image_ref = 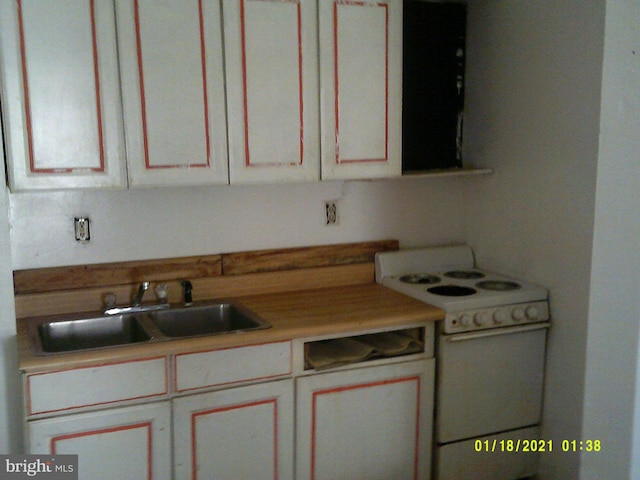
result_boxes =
[223,0,320,183]
[116,0,229,187]
[319,0,402,180]
[1,0,402,190]
[0,0,126,191]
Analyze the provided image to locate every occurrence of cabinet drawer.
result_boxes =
[26,357,169,416]
[174,341,292,393]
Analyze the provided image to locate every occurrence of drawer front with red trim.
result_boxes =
[26,356,169,417]
[174,341,293,393]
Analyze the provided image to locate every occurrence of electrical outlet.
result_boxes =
[74,217,91,242]
[325,202,338,225]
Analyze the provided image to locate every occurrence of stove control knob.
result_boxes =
[474,312,488,326]
[526,306,540,320]
[493,309,507,324]
[511,307,525,322]
[459,314,472,327]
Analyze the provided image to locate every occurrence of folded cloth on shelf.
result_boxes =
[356,331,424,356]
[306,331,424,371]
[306,337,376,370]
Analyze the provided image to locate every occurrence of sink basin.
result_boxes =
[27,300,270,355]
[35,315,151,354]
[148,302,270,338]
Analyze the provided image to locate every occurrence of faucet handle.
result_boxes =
[104,292,117,309]
[181,280,193,306]
[155,283,169,303]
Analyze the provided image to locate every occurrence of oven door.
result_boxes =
[436,323,549,444]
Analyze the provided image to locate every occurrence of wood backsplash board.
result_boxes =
[14,240,399,295]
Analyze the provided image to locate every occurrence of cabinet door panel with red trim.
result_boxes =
[224,0,320,184]
[296,360,435,480]
[0,0,126,190]
[28,402,171,480]
[116,0,229,187]
[173,379,294,480]
[319,0,402,180]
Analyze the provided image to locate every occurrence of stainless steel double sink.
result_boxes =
[28,301,271,355]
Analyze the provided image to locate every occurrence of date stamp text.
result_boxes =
[474,439,602,453]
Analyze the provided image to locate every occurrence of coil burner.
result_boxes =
[399,274,441,285]
[444,270,485,280]
[477,280,521,291]
[427,285,477,297]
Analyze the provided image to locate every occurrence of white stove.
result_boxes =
[375,245,550,480]
[376,245,548,333]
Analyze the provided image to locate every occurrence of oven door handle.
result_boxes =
[446,322,551,342]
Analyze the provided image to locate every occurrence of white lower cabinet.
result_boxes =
[296,359,435,480]
[173,379,294,480]
[24,328,435,479]
[28,401,172,480]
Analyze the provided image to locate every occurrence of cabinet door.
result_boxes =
[0,0,126,191]
[173,379,294,480]
[116,0,229,187]
[296,360,434,480]
[28,402,171,480]
[223,0,320,183]
[319,0,402,180]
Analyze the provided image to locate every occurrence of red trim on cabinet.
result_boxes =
[26,356,169,416]
[332,0,339,163]
[239,0,250,166]
[239,0,304,168]
[191,398,279,480]
[133,0,211,170]
[51,422,153,480]
[89,0,107,173]
[17,0,106,174]
[310,375,421,480]
[198,0,212,165]
[296,1,305,163]
[133,0,150,169]
[173,340,293,393]
[15,1,33,171]
[333,0,389,165]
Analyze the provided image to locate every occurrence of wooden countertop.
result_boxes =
[17,284,444,374]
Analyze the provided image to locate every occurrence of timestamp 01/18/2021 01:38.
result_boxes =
[474,438,602,454]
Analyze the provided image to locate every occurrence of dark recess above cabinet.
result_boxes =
[403,2,467,173]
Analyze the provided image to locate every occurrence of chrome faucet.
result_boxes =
[104,281,170,315]
[132,281,150,307]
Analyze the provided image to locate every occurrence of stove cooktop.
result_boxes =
[375,246,548,312]
[381,269,547,311]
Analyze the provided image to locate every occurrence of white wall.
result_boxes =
[9,178,467,270]
[463,1,605,478]
[0,134,21,453]
[582,2,640,478]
